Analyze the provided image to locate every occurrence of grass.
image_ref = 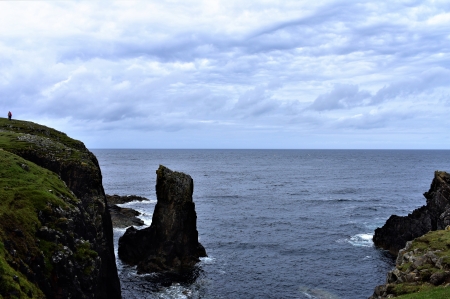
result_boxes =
[0,137,93,298]
[0,149,76,298]
[386,230,450,298]
[0,118,96,167]
[0,118,85,151]
[395,285,450,299]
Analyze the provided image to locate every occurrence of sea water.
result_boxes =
[92,149,450,299]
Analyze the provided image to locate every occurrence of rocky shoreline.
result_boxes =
[0,118,208,298]
[370,171,450,298]
[106,195,148,228]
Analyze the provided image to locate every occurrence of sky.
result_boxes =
[1,0,450,149]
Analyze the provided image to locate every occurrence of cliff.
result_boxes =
[371,171,450,298]
[0,118,121,298]
[373,171,450,256]
[118,165,207,274]
[370,229,450,298]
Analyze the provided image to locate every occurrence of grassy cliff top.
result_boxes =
[0,118,85,151]
[0,118,96,165]
[392,229,450,298]
[0,148,79,298]
[0,118,102,298]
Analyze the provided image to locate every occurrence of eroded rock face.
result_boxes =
[0,120,121,299]
[118,165,207,273]
[369,230,450,299]
[373,171,450,255]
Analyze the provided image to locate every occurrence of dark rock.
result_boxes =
[429,271,448,285]
[0,119,121,299]
[118,165,207,274]
[109,204,145,228]
[373,171,450,255]
[106,194,149,205]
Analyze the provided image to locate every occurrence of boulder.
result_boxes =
[118,165,207,273]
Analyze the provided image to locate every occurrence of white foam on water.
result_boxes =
[299,286,341,299]
[117,200,155,226]
[348,233,373,247]
[199,256,215,264]
[118,199,157,207]
[157,283,193,299]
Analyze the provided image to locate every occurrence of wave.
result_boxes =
[346,233,373,247]
[299,286,341,299]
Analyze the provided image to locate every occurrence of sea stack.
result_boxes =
[118,165,207,273]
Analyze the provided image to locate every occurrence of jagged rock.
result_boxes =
[0,119,121,299]
[370,229,450,298]
[109,204,145,228]
[373,171,450,255]
[118,165,207,274]
[106,194,149,205]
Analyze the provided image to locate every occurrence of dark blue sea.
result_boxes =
[91,149,450,299]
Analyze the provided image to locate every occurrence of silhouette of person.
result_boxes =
[8,111,12,120]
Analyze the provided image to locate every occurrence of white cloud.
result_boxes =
[1,0,450,148]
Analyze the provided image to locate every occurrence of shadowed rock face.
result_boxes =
[0,119,121,299]
[118,165,207,274]
[373,171,450,256]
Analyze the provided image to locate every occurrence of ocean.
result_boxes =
[91,149,450,299]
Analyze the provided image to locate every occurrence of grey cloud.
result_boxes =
[233,83,283,117]
[371,67,450,104]
[308,67,450,111]
[308,84,371,111]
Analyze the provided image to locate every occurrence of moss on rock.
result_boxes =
[0,118,120,299]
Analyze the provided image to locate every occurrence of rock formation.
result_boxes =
[106,194,149,205]
[106,194,149,228]
[118,165,207,274]
[370,171,450,298]
[0,119,121,298]
[109,205,145,228]
[370,229,450,299]
[373,171,450,255]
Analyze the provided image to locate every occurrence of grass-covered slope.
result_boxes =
[372,229,450,298]
[0,149,79,298]
[0,118,120,299]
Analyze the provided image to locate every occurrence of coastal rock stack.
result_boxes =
[118,165,207,273]
[373,171,450,255]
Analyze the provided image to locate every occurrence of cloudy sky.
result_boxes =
[1,0,450,149]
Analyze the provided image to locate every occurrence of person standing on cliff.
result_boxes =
[7,111,12,120]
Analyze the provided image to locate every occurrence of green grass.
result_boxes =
[0,149,79,298]
[386,229,450,298]
[0,118,96,167]
[395,285,450,299]
[0,118,85,151]
[0,118,103,297]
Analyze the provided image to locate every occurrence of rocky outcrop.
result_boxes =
[373,171,450,255]
[0,119,121,298]
[106,194,149,205]
[106,195,149,228]
[118,165,207,274]
[109,205,145,228]
[370,229,450,298]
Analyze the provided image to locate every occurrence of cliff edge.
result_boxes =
[371,171,450,298]
[373,171,450,256]
[0,118,121,298]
